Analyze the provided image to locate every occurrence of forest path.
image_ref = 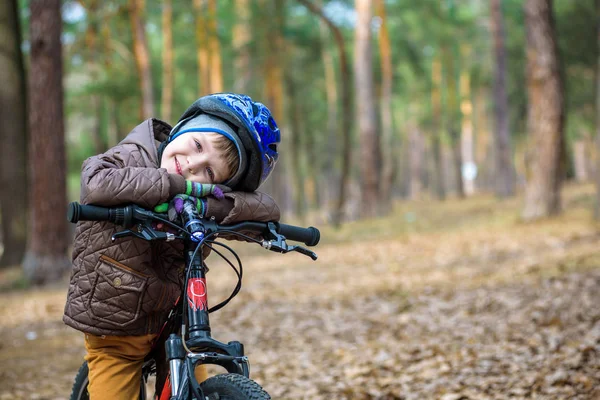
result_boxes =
[1,184,600,399]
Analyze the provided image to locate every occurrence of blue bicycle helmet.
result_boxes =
[167,93,280,191]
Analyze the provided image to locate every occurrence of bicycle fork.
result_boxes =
[164,250,250,398]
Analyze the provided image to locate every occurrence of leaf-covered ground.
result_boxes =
[2,184,600,399]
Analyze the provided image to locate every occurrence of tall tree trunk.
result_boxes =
[0,0,28,268]
[264,0,285,123]
[522,0,565,220]
[595,0,600,219]
[474,89,494,191]
[161,0,173,122]
[100,21,120,147]
[431,56,446,200]
[262,0,290,214]
[408,123,424,200]
[129,0,154,118]
[319,5,338,209]
[573,139,588,182]
[297,0,352,226]
[194,0,210,95]
[376,0,394,213]
[285,71,307,221]
[81,0,104,154]
[444,47,465,198]
[459,55,475,196]
[107,100,120,148]
[233,0,252,93]
[207,0,223,93]
[490,0,515,198]
[23,0,69,284]
[355,0,379,218]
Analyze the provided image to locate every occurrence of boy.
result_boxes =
[63,93,281,399]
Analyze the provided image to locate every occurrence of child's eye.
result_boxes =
[194,140,202,152]
[206,167,215,182]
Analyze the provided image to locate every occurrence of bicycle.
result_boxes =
[66,199,320,399]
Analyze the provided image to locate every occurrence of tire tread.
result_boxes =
[200,373,270,400]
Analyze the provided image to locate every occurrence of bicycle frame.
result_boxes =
[66,201,318,400]
[154,238,250,399]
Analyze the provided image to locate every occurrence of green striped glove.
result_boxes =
[154,182,230,217]
[185,181,230,199]
[154,194,207,221]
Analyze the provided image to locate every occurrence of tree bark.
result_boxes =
[233,0,252,93]
[522,0,565,220]
[376,0,394,213]
[194,0,210,95]
[319,6,338,209]
[490,0,515,198]
[595,0,600,219]
[285,71,307,221]
[297,0,352,226]
[260,0,291,214]
[431,56,446,200]
[444,47,465,198]
[408,123,424,200]
[473,89,494,191]
[459,57,475,196]
[23,0,69,284]
[129,0,154,118]
[207,0,223,93]
[161,0,173,122]
[573,139,588,182]
[80,0,104,154]
[354,0,379,218]
[0,0,28,268]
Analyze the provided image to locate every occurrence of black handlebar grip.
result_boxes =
[67,202,127,225]
[277,224,320,246]
[67,202,109,223]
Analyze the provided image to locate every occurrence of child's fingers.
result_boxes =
[215,184,232,193]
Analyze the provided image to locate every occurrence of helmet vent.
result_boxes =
[268,143,277,152]
[267,117,277,130]
[252,103,259,116]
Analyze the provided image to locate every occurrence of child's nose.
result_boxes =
[187,154,205,172]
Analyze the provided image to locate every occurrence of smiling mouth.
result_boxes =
[175,157,183,176]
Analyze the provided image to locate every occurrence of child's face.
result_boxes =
[161,132,231,184]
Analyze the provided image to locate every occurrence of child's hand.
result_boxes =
[154,194,208,221]
[154,182,230,220]
[184,181,231,200]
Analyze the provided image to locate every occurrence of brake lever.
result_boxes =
[111,225,182,242]
[291,246,318,261]
[261,222,318,260]
[261,240,318,261]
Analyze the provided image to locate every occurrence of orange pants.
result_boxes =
[84,334,208,400]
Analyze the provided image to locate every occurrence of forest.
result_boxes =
[1,0,600,399]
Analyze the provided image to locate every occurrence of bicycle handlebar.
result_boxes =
[67,202,320,247]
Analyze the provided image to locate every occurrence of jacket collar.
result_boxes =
[119,118,173,165]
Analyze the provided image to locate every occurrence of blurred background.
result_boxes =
[2,0,600,399]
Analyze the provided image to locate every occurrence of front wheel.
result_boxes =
[200,374,271,400]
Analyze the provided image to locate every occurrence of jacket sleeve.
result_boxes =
[80,145,186,208]
[220,191,280,224]
[206,191,280,242]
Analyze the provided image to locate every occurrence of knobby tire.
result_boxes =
[70,362,269,400]
[198,373,271,400]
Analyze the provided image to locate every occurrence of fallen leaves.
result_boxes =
[2,186,600,399]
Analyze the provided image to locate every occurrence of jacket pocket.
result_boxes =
[88,255,148,327]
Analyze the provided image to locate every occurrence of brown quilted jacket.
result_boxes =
[63,119,280,336]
